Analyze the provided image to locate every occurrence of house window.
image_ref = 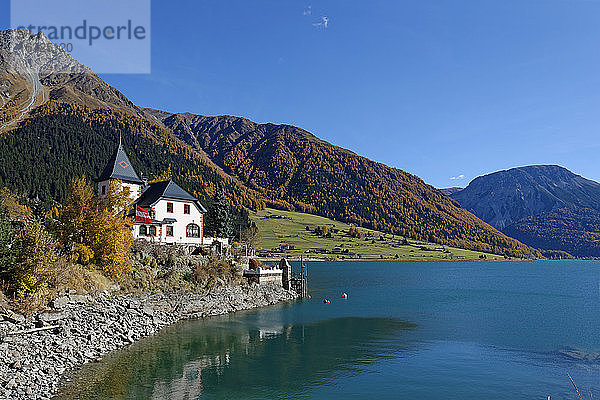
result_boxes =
[184,204,190,214]
[167,202,173,213]
[186,223,200,238]
[166,226,174,237]
[101,185,106,195]
[148,226,157,236]
[139,225,148,236]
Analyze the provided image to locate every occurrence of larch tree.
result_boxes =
[11,220,59,298]
[58,177,132,278]
[89,180,133,277]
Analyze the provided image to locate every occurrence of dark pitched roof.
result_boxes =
[135,180,207,212]
[96,143,144,184]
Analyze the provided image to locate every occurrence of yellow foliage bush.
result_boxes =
[59,177,133,280]
[11,220,58,298]
[72,244,94,266]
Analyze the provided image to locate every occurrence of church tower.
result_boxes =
[96,138,144,203]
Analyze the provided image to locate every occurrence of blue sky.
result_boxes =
[3,0,600,188]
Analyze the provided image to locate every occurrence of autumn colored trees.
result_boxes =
[0,102,260,230]
[314,225,331,238]
[348,226,362,238]
[0,177,133,298]
[60,177,133,277]
[0,190,60,298]
[9,220,59,298]
[504,207,600,257]
[171,115,539,258]
[0,100,538,258]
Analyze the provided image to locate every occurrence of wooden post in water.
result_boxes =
[305,259,308,298]
[300,255,305,299]
[300,255,307,299]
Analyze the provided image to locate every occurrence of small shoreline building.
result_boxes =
[96,140,209,247]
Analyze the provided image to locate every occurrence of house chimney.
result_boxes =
[141,177,149,193]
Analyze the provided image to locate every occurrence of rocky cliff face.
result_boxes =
[451,165,600,230]
[0,30,91,75]
[0,29,149,132]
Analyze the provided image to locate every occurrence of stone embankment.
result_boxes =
[0,283,297,400]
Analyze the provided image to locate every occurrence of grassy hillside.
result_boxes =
[250,208,507,261]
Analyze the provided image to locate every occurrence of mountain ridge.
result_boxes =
[0,29,538,258]
[440,187,463,196]
[451,165,600,257]
[152,110,537,257]
[451,164,600,230]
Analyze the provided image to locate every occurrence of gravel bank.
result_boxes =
[0,283,297,399]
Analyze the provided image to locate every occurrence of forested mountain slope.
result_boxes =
[0,102,263,217]
[150,111,538,257]
[503,207,600,258]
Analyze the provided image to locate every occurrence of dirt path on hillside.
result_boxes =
[0,68,47,133]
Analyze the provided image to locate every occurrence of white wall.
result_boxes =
[98,180,141,204]
[133,198,204,245]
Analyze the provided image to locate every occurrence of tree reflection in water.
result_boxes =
[57,316,416,400]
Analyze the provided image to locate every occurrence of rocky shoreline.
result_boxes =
[0,283,298,400]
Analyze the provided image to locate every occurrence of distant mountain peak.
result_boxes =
[0,29,90,75]
[0,29,152,131]
[451,164,600,230]
[440,187,463,196]
[475,164,578,181]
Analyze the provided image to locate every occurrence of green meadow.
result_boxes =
[250,208,505,261]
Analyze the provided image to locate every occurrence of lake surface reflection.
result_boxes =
[58,261,600,399]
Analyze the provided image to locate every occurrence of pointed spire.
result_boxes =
[119,132,122,146]
[96,140,143,184]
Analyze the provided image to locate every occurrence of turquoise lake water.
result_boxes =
[59,260,600,399]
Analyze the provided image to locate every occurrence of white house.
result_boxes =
[96,140,210,246]
[132,179,207,245]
